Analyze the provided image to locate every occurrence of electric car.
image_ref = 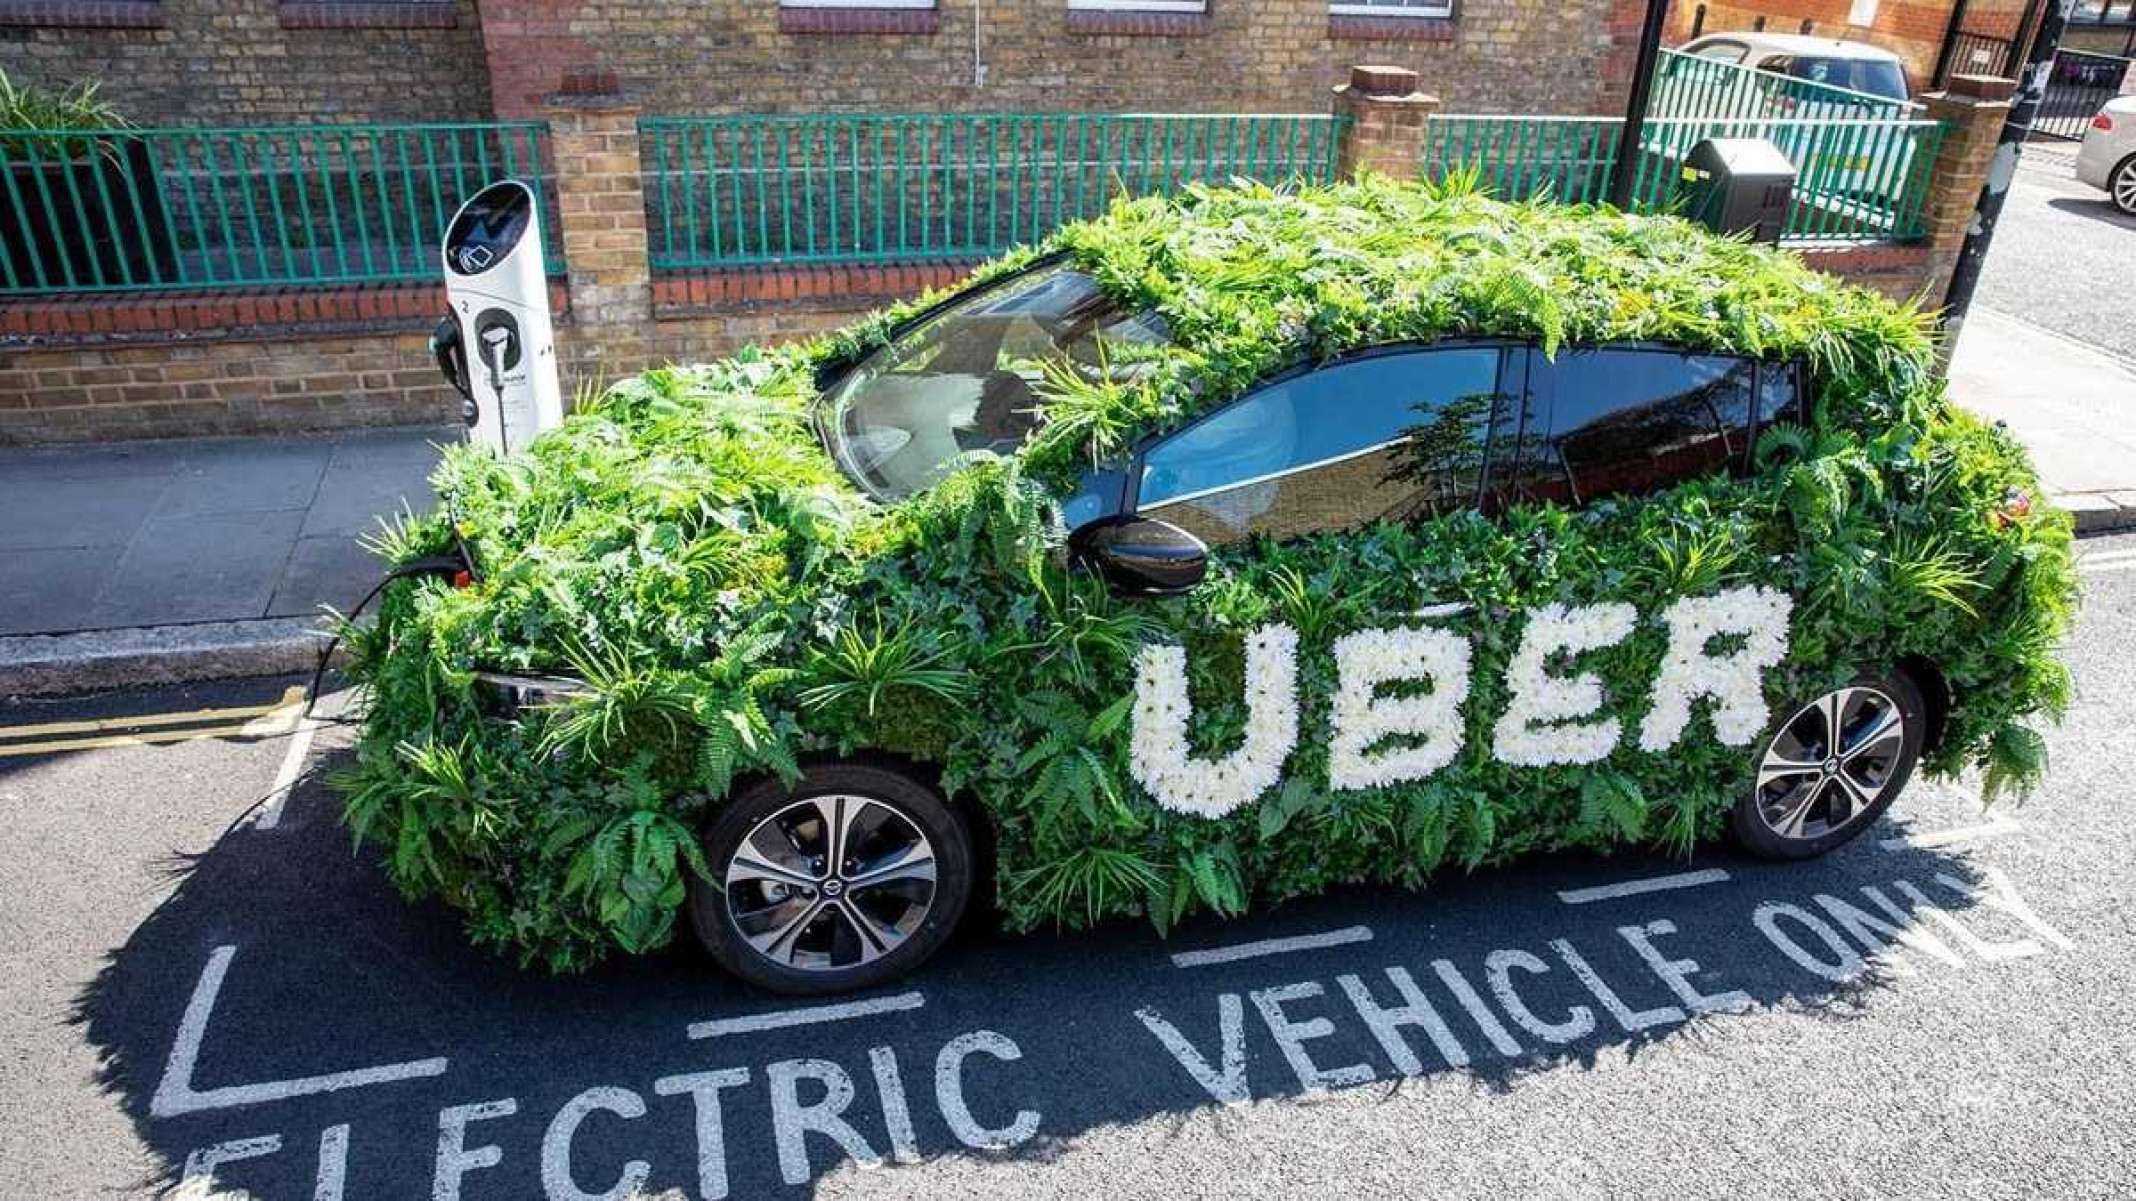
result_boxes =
[350,181,2070,995]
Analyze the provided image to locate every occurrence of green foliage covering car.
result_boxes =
[341,174,2077,994]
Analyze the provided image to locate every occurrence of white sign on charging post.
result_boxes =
[437,179,563,454]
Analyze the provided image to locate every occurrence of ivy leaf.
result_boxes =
[1257,776,1320,841]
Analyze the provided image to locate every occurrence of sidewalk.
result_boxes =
[0,427,449,694]
[1947,307,2136,533]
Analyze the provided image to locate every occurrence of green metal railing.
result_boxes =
[0,122,560,295]
[1423,113,1947,243]
[641,112,1347,269]
[1650,47,1921,124]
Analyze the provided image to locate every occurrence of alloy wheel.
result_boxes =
[2115,158,2136,215]
[723,793,938,972]
[1753,685,1910,842]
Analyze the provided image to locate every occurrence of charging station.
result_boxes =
[430,179,563,454]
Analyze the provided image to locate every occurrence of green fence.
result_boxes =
[642,112,1348,270]
[1651,47,1921,123]
[0,122,560,295]
[1423,113,1946,242]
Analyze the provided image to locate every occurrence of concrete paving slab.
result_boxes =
[155,438,333,518]
[0,472,172,551]
[85,509,306,629]
[300,440,442,539]
[266,533,388,619]
[1948,308,2136,522]
[0,546,120,636]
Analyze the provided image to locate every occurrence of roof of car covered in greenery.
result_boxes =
[432,174,1943,577]
[817,172,1937,486]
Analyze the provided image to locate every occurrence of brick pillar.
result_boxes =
[544,74,650,378]
[1916,75,2017,311]
[1331,65,1439,182]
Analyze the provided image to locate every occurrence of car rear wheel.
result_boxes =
[2112,154,2136,216]
[689,762,973,995]
[1731,670,1926,860]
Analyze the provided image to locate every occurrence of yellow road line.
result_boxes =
[0,722,274,758]
[0,686,305,741]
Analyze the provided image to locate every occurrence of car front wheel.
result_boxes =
[2112,154,2136,216]
[689,762,973,995]
[1731,670,1927,859]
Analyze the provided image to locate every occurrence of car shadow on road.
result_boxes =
[2046,196,2136,231]
[69,745,2031,1198]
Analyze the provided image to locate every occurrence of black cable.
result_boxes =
[302,554,467,720]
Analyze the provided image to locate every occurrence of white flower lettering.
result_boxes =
[1130,623,1300,818]
[1327,625,1473,791]
[1638,585,1794,752]
[1491,601,1639,767]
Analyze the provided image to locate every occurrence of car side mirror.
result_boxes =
[1069,515,1207,598]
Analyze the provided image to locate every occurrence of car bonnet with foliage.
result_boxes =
[342,174,2077,993]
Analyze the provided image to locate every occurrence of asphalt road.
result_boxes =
[3,537,2135,1199]
[1975,143,2136,361]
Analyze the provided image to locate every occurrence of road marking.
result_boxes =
[0,685,306,758]
[0,685,303,739]
[687,992,927,1040]
[1557,868,1731,905]
[1169,924,1374,968]
[150,945,449,1118]
[1879,819,2021,850]
[258,690,343,830]
[2080,560,2136,576]
[2078,548,2136,574]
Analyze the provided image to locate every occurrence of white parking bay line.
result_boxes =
[2078,549,2136,574]
[687,991,926,1040]
[151,945,448,1118]
[1169,925,1374,969]
[1557,868,1731,905]
[1879,819,2021,850]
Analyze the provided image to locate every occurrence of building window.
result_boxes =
[779,0,939,34]
[1329,0,1455,17]
[1069,0,1207,10]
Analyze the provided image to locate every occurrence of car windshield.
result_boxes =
[821,264,1170,502]
[1787,56,1909,101]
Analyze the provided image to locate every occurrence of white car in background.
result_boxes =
[1669,32,1923,228]
[2076,96,2136,215]
[1676,32,1915,105]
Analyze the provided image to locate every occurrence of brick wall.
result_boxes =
[479,0,1643,122]
[0,0,492,124]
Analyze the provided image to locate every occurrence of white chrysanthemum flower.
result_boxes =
[1492,601,1638,767]
[1129,623,1300,818]
[1638,586,1793,752]
[1328,625,1473,791]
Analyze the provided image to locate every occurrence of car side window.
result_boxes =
[1755,361,1804,432]
[1135,347,1502,546]
[1694,40,1750,64]
[1525,347,1757,505]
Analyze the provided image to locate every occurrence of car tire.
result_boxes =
[2112,154,2136,217]
[1731,669,1927,860]
[689,761,973,995]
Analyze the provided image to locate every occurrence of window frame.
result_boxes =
[1510,343,1789,506]
[1118,338,1807,529]
[1689,39,1751,64]
[1125,338,1519,518]
[780,0,935,8]
[1328,0,1456,18]
[1068,0,1208,12]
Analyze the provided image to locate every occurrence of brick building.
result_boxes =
[3,0,1649,125]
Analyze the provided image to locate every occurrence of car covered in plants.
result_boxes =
[343,175,2077,995]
